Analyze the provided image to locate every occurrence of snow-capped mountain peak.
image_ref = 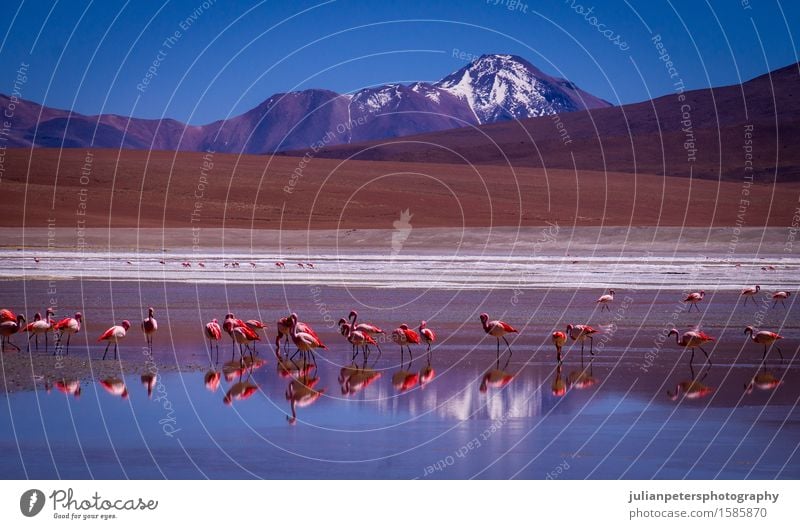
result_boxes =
[435,54,609,124]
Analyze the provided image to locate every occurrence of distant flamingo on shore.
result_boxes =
[479,313,518,366]
[98,320,131,360]
[596,289,615,312]
[772,291,790,308]
[740,285,760,306]
[53,312,82,355]
[142,307,157,354]
[744,326,783,361]
[683,290,705,312]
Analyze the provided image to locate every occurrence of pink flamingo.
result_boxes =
[98,320,131,360]
[276,314,319,356]
[392,324,420,369]
[772,291,790,308]
[289,313,326,365]
[740,285,760,306]
[419,320,436,364]
[340,322,377,362]
[596,289,615,312]
[744,326,783,361]
[479,313,518,366]
[552,331,567,362]
[668,328,715,365]
[25,307,55,352]
[232,324,260,364]
[223,313,238,356]
[0,311,26,352]
[141,307,157,353]
[566,324,599,359]
[205,318,222,363]
[683,290,705,312]
[53,312,82,355]
[223,380,258,405]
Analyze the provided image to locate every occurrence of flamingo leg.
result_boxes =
[503,336,513,362]
[496,337,500,366]
[699,346,711,366]
[782,300,786,308]
[8,337,19,352]
[66,334,71,356]
[114,343,119,360]
[689,348,695,367]
[44,332,48,353]
[776,346,784,361]
[102,342,110,360]
[762,345,767,361]
[589,336,594,357]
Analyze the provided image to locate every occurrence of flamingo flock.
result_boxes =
[1,283,793,415]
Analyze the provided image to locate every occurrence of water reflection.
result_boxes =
[667,363,713,401]
[204,369,221,392]
[46,377,81,398]
[479,368,514,393]
[392,370,419,392]
[744,366,782,394]
[141,373,157,398]
[223,379,258,405]
[99,376,128,399]
[551,363,566,397]
[567,359,598,391]
[286,376,325,424]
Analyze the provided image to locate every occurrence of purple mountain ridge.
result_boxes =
[0,54,611,154]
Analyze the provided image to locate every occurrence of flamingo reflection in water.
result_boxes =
[46,377,81,398]
[99,376,129,399]
[286,376,325,425]
[141,372,157,398]
[551,362,566,397]
[479,368,514,394]
[204,369,221,392]
[667,363,713,401]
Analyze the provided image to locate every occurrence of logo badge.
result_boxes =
[20,489,45,517]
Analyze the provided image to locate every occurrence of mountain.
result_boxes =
[0,54,611,154]
[292,62,800,182]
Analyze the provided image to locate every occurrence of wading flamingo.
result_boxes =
[348,310,385,356]
[551,331,567,363]
[392,324,420,369]
[142,307,157,353]
[339,322,377,362]
[683,290,705,312]
[668,328,715,366]
[772,291,790,308]
[25,308,55,352]
[289,313,326,366]
[53,312,82,356]
[479,313,518,367]
[0,311,26,352]
[205,318,222,363]
[566,324,599,359]
[98,320,131,360]
[744,326,783,361]
[740,285,760,306]
[232,324,260,364]
[419,321,436,363]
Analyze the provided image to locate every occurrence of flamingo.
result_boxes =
[53,312,82,356]
[276,314,320,356]
[683,290,705,312]
[551,331,567,363]
[479,313,518,366]
[223,313,238,356]
[0,311,26,352]
[25,307,55,352]
[348,310,385,356]
[205,318,222,364]
[392,324,420,369]
[232,324,260,364]
[141,307,157,353]
[340,322,377,362]
[289,313,326,365]
[668,328,715,366]
[596,289,615,312]
[772,291,790,308]
[740,285,760,306]
[98,320,130,360]
[419,320,436,362]
[566,324,599,359]
[744,326,783,361]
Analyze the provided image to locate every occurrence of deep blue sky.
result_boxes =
[1,0,797,125]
